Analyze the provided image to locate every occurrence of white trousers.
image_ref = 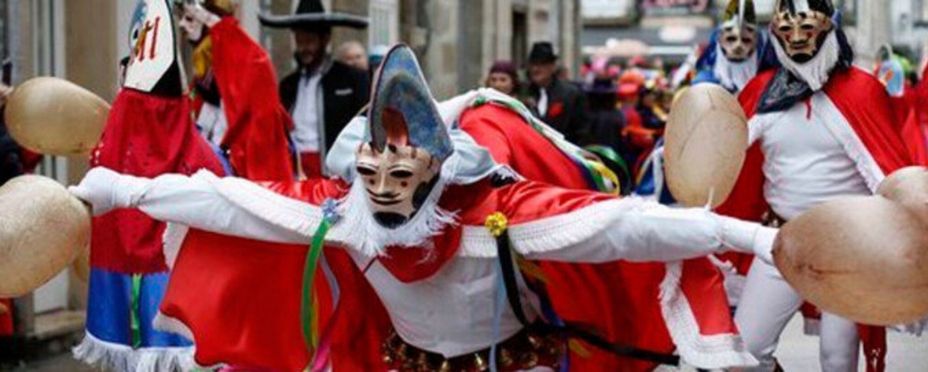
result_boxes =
[735,258,860,372]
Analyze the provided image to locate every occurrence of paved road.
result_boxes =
[3,353,96,372]
[6,315,927,371]
[777,314,928,372]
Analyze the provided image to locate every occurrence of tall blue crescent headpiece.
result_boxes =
[369,45,453,162]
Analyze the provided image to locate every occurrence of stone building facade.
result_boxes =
[0,0,581,336]
[304,0,583,98]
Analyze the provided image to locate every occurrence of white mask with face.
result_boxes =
[772,29,839,91]
[713,41,758,93]
[337,148,458,257]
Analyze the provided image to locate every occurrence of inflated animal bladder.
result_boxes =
[877,166,928,224]
[774,196,928,325]
[0,175,91,297]
[4,77,108,156]
[664,84,748,208]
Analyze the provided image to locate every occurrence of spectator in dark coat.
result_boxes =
[583,77,626,155]
[526,42,591,146]
[260,0,370,178]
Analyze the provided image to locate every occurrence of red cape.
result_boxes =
[717,67,913,372]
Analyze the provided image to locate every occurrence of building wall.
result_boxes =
[891,0,928,63]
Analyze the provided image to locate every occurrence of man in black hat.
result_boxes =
[260,0,370,178]
[526,41,591,146]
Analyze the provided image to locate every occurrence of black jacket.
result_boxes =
[528,78,591,146]
[279,60,370,155]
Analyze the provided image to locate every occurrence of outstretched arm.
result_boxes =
[70,168,322,245]
[497,183,776,264]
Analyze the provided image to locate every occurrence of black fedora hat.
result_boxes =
[528,42,558,64]
[259,0,369,29]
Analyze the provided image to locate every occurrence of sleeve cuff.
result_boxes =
[717,215,776,260]
[115,174,151,209]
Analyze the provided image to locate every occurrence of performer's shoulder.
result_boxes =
[460,103,526,130]
[828,66,886,92]
[738,69,778,113]
[486,180,615,224]
[742,69,777,95]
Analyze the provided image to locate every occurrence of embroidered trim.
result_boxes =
[458,199,633,257]
[73,331,198,372]
[196,170,325,237]
[811,93,886,191]
[659,262,759,369]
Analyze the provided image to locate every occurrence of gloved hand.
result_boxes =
[717,214,778,265]
[184,3,221,28]
[68,167,145,216]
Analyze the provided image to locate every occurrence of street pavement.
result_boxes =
[777,314,928,371]
[2,353,96,372]
[5,314,927,371]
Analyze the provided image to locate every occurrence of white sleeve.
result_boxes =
[514,198,777,263]
[747,114,767,146]
[118,171,319,244]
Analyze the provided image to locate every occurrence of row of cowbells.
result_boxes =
[664,84,928,326]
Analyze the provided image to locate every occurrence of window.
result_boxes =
[917,0,928,26]
[369,0,399,48]
[582,0,638,25]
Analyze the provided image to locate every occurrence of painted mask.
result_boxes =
[355,110,440,228]
[720,24,757,62]
[771,0,834,63]
[360,45,454,229]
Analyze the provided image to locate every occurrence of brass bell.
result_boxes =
[527,335,541,348]
[416,352,430,372]
[500,349,514,367]
[438,360,451,372]
[520,352,539,369]
[474,353,488,371]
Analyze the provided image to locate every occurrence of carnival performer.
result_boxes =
[72,1,225,371]
[325,85,755,371]
[260,0,370,178]
[692,0,777,93]
[639,0,779,308]
[70,45,777,372]
[177,1,295,181]
[717,1,915,371]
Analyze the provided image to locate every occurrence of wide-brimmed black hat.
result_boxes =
[528,42,558,64]
[259,0,368,29]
